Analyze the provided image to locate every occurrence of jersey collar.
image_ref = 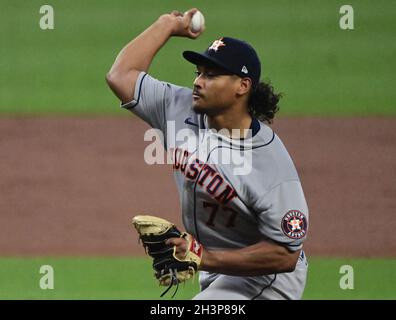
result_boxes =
[201,115,260,138]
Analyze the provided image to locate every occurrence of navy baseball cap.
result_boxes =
[183,37,261,88]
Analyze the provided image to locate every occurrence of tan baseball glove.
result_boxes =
[132,215,203,297]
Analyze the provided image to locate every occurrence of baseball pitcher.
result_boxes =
[106,8,309,300]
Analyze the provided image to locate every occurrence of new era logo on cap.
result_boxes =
[241,66,248,74]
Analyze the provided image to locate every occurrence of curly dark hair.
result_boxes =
[248,81,282,124]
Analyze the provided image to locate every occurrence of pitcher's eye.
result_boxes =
[194,71,201,77]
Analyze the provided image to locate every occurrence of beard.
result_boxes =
[192,100,227,117]
[192,102,206,114]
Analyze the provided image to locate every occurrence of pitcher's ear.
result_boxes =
[237,77,252,96]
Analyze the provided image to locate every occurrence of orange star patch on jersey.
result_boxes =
[208,38,226,52]
[281,210,307,239]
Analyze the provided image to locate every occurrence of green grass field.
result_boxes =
[0,0,395,116]
[0,257,395,300]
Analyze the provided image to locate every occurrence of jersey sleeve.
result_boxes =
[120,72,176,133]
[256,180,309,251]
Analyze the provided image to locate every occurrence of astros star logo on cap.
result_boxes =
[208,38,226,52]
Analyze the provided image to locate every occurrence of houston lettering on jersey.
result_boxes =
[173,147,237,205]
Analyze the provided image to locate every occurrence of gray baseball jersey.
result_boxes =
[122,72,309,300]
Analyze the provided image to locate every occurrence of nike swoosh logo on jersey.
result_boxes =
[184,117,199,127]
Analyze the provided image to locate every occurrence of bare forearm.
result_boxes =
[200,241,300,276]
[109,16,173,75]
[105,16,175,102]
[106,9,202,103]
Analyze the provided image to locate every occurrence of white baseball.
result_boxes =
[190,11,205,33]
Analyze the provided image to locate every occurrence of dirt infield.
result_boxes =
[0,117,395,257]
